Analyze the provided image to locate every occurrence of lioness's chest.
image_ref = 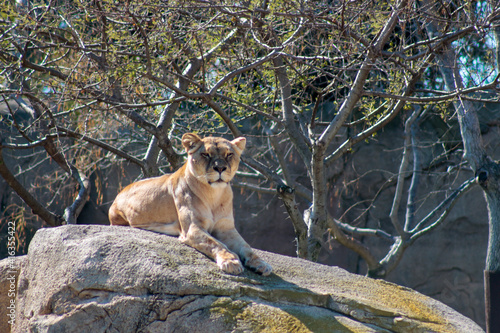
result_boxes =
[204,186,233,214]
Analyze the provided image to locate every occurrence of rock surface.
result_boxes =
[9,225,482,333]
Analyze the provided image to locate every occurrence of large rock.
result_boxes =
[11,225,482,333]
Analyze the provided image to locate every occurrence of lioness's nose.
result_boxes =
[214,165,227,173]
[213,160,227,173]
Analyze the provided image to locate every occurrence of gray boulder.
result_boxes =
[9,225,482,332]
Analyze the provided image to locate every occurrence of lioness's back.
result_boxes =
[109,173,179,227]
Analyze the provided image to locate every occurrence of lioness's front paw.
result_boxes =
[246,257,272,276]
[217,254,244,275]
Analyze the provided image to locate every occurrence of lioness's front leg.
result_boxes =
[180,224,244,275]
[213,228,272,276]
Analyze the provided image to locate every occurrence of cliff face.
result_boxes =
[5,225,482,332]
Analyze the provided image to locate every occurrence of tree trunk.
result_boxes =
[436,40,500,333]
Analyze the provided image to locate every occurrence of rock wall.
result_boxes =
[3,225,483,332]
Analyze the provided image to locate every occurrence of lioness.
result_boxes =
[109,133,272,276]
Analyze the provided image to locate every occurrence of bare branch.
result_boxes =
[205,98,243,138]
[209,50,280,95]
[318,1,407,147]
[232,181,276,195]
[0,146,63,227]
[62,166,90,225]
[326,215,383,275]
[241,155,284,186]
[325,52,433,166]
[389,105,422,237]
[364,76,500,103]
[56,127,145,169]
[278,185,308,258]
[404,117,422,232]
[215,93,282,124]
[334,218,394,241]
[409,177,476,237]
[263,123,294,187]
[273,55,312,171]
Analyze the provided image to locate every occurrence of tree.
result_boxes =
[427,3,500,330]
[1,1,499,320]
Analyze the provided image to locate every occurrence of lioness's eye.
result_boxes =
[201,153,210,158]
[227,153,233,158]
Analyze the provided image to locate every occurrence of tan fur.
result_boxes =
[109,133,272,276]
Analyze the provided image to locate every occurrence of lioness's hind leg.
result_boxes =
[140,223,181,236]
[108,205,130,226]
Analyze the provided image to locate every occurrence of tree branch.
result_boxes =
[409,177,476,237]
[215,93,282,123]
[334,218,394,241]
[390,106,422,237]
[21,93,91,225]
[325,52,433,166]
[272,55,312,172]
[209,49,280,95]
[56,127,145,169]
[205,98,243,138]
[404,118,422,232]
[0,146,63,227]
[278,185,308,259]
[326,215,383,275]
[62,166,90,225]
[318,1,407,147]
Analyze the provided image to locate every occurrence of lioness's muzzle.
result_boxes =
[212,159,228,174]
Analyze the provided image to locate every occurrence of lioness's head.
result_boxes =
[182,133,246,187]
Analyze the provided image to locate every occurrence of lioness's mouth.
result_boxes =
[208,179,226,185]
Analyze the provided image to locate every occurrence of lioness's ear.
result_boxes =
[182,133,203,153]
[231,137,246,154]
